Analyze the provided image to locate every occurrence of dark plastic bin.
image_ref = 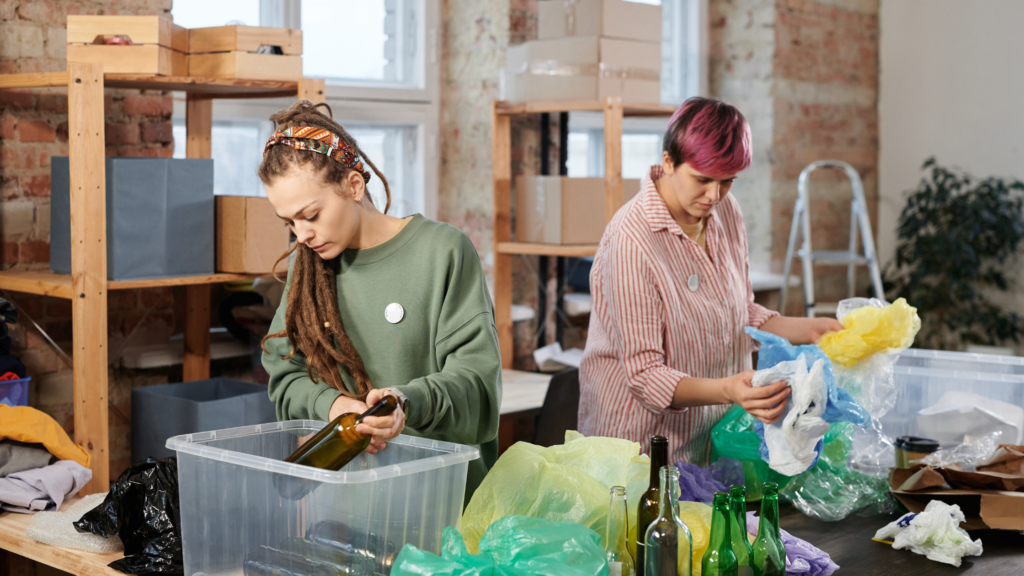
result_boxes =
[131,378,277,462]
[0,376,30,406]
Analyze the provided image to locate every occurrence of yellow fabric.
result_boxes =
[0,405,90,467]
[679,501,713,576]
[819,298,922,367]
[223,279,256,292]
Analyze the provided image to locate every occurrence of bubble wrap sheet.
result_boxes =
[26,492,123,554]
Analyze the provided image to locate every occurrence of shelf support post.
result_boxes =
[603,97,624,223]
[68,62,109,494]
[298,77,326,103]
[492,103,513,368]
[183,94,213,381]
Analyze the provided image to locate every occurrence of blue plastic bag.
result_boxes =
[745,328,870,474]
[391,516,608,576]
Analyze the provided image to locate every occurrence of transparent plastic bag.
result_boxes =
[392,516,608,576]
[873,500,983,567]
[917,431,1003,469]
[818,298,921,367]
[27,493,124,554]
[460,432,649,555]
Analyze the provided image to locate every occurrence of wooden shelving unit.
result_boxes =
[0,68,325,495]
[491,98,677,368]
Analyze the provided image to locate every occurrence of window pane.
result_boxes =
[172,0,260,28]
[347,124,421,217]
[173,118,271,197]
[567,132,590,178]
[622,134,661,179]
[302,0,416,87]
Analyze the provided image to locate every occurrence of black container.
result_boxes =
[894,436,940,468]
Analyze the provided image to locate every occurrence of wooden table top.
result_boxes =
[780,505,1024,575]
[0,498,124,576]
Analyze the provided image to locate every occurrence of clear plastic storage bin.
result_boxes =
[167,421,479,576]
[896,347,1024,376]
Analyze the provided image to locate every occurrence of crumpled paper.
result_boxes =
[873,500,983,567]
[744,511,839,576]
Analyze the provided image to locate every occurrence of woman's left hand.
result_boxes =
[356,388,406,454]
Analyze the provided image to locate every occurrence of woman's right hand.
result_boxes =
[722,370,790,425]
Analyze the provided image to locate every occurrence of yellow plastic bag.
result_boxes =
[819,298,921,367]
[460,431,650,555]
[679,501,713,576]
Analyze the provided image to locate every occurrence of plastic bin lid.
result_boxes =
[898,348,1024,368]
[894,365,1024,384]
[165,420,481,485]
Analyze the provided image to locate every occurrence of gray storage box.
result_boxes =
[131,378,277,462]
[51,156,214,280]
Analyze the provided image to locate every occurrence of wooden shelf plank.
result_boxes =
[496,242,598,257]
[0,271,268,298]
[495,100,677,117]
[109,272,268,290]
[0,271,74,299]
[104,74,299,96]
[0,499,124,576]
[0,72,70,89]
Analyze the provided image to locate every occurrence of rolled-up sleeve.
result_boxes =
[601,232,689,414]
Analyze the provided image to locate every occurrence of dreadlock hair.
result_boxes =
[258,99,391,402]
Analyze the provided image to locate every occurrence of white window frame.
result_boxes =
[566,112,672,178]
[662,0,709,104]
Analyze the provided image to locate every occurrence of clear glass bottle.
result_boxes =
[702,492,738,576]
[729,485,754,576]
[637,436,669,576]
[643,465,693,576]
[752,483,786,576]
[605,486,636,576]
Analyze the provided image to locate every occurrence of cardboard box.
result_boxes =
[506,37,660,104]
[188,25,303,81]
[539,0,662,43]
[515,176,640,244]
[67,15,188,76]
[216,196,291,274]
[891,464,1024,532]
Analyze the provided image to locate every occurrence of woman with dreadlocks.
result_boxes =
[259,100,502,501]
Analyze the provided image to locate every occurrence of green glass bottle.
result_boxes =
[752,483,786,576]
[275,395,399,500]
[637,436,669,576]
[605,486,636,576]
[643,466,693,576]
[702,492,738,576]
[729,485,754,576]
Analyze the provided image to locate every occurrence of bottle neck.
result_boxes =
[656,467,679,519]
[606,489,629,551]
[356,395,398,425]
[709,501,731,548]
[730,493,747,534]
[760,493,781,539]
[649,442,668,487]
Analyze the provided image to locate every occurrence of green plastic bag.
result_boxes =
[392,516,608,576]
[461,432,649,556]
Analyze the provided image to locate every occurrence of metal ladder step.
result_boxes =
[797,250,871,266]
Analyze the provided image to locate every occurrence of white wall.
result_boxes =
[879,0,1024,350]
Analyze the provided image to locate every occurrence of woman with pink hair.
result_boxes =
[578,97,841,466]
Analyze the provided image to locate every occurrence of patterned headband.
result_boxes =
[263,126,371,183]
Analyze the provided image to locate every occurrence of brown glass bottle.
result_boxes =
[276,395,399,500]
[636,436,669,576]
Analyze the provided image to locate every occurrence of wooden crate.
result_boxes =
[188,25,302,81]
[216,196,291,274]
[188,25,302,55]
[67,15,188,76]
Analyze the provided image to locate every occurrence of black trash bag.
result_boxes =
[74,457,183,576]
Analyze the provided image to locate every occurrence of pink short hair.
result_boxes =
[663,97,752,178]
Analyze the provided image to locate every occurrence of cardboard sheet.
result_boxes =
[890,462,1024,532]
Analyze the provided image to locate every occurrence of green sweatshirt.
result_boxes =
[262,214,502,503]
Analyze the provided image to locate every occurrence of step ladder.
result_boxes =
[779,160,884,317]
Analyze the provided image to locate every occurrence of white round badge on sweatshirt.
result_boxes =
[385,303,405,324]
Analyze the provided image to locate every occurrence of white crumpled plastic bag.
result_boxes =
[873,500,983,567]
[752,354,831,476]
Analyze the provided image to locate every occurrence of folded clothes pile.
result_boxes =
[0,405,92,513]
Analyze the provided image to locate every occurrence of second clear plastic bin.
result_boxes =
[884,349,1024,446]
[167,421,479,576]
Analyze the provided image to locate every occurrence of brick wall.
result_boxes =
[710,0,880,314]
[0,0,246,486]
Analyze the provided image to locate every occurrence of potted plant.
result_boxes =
[884,158,1024,351]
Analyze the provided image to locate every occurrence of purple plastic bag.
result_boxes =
[746,511,839,576]
[674,461,728,503]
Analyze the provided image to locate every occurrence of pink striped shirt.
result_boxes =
[579,166,778,465]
